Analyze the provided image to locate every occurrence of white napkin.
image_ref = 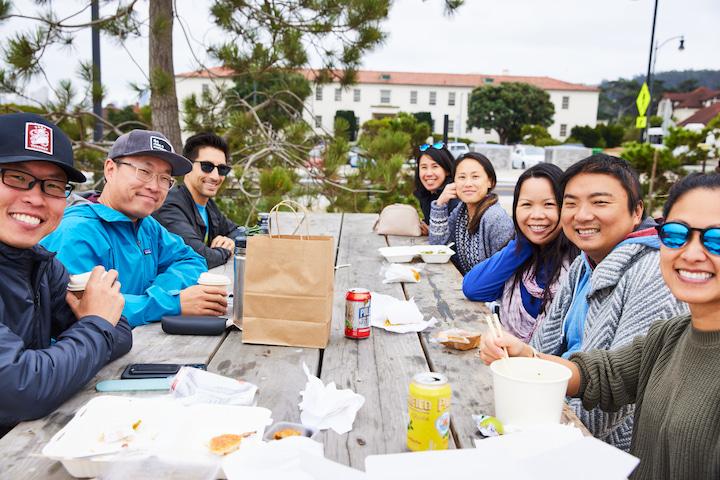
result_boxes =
[298,363,365,434]
[223,436,366,480]
[369,292,437,333]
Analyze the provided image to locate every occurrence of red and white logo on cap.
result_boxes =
[25,122,53,155]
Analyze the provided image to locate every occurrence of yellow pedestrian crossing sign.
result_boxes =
[636,83,651,117]
[636,116,647,129]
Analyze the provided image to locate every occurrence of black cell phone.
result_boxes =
[121,363,207,379]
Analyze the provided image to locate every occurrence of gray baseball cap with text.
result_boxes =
[109,130,192,176]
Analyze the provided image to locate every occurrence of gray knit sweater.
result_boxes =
[572,314,720,480]
[530,240,688,450]
[428,201,514,274]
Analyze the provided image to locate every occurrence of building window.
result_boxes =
[429,91,437,105]
[353,89,361,102]
[448,120,455,133]
[314,115,322,128]
[484,78,494,84]
[560,124,567,137]
[201,84,210,95]
[315,87,323,101]
[562,96,569,109]
[484,127,491,134]
[448,92,456,106]
[380,89,391,104]
[410,90,418,104]
[335,88,342,102]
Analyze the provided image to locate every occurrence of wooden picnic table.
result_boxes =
[0,213,588,478]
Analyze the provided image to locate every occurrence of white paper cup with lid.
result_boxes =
[67,271,93,299]
[197,272,232,293]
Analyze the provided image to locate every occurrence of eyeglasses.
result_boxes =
[419,142,445,152]
[0,167,73,198]
[195,161,231,176]
[656,221,720,256]
[115,160,175,190]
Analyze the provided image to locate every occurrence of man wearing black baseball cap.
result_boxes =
[42,129,227,327]
[0,113,131,431]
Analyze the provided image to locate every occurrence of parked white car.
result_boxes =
[447,142,470,159]
[510,145,546,169]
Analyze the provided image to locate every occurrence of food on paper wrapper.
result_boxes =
[272,428,302,440]
[434,328,482,350]
[382,263,422,284]
[208,431,254,455]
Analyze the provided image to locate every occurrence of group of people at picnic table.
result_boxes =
[0,112,717,479]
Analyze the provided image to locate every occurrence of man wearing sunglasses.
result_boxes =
[41,130,223,328]
[154,132,241,268]
[0,113,131,432]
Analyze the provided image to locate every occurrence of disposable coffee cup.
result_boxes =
[198,272,232,293]
[67,271,93,299]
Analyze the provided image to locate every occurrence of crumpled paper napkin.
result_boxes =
[298,363,365,434]
[369,292,438,333]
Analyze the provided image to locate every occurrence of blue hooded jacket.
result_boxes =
[41,203,208,327]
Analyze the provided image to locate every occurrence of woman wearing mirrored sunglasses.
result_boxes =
[413,142,459,235]
[482,173,720,480]
[428,152,514,274]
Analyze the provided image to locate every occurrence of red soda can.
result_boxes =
[345,288,371,339]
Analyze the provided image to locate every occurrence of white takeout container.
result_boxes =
[418,247,455,264]
[490,357,572,427]
[377,246,417,263]
[42,396,272,478]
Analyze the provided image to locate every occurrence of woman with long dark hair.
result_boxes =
[413,143,459,235]
[480,173,720,480]
[463,163,579,341]
[428,152,513,274]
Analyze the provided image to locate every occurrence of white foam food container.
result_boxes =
[42,395,272,478]
[377,246,418,263]
[418,246,455,264]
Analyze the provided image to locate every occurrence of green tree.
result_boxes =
[598,78,641,121]
[520,124,559,146]
[334,110,359,141]
[413,112,434,131]
[622,142,683,213]
[467,82,554,145]
[664,126,709,169]
[570,125,605,148]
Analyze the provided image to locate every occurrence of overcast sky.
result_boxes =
[2,0,719,105]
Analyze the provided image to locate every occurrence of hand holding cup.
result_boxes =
[66,266,124,326]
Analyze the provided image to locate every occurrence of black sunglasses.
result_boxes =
[656,221,720,256]
[195,161,231,176]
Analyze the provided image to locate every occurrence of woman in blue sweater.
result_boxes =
[429,152,514,274]
[463,163,578,341]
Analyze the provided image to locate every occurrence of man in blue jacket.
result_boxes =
[0,113,131,432]
[42,130,227,327]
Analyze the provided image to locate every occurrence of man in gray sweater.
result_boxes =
[481,154,688,451]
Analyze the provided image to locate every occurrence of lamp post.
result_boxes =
[645,35,685,143]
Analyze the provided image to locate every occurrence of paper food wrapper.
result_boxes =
[298,364,365,435]
[431,329,482,350]
[369,292,437,333]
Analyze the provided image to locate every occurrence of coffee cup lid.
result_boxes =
[67,271,93,291]
[198,272,231,286]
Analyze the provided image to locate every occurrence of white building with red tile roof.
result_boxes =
[176,67,599,143]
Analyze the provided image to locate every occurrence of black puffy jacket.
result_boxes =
[153,185,240,268]
[0,241,132,426]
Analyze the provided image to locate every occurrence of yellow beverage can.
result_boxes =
[407,372,451,451]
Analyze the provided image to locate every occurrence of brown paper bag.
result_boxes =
[241,202,334,348]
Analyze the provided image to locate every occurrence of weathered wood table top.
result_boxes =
[0,213,588,478]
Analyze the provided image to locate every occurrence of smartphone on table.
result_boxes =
[120,363,206,379]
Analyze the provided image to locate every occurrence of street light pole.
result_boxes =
[641,0,659,143]
[646,35,685,143]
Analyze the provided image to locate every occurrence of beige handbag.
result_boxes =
[373,203,422,236]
